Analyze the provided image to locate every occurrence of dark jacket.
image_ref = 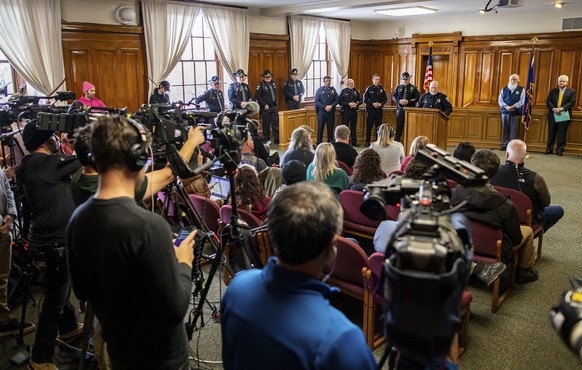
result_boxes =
[391,84,420,108]
[418,92,453,116]
[338,87,362,112]
[364,84,388,109]
[283,79,305,102]
[546,87,576,120]
[452,184,522,264]
[228,82,252,110]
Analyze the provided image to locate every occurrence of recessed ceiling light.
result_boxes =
[479,9,486,14]
[555,2,564,8]
[375,6,437,17]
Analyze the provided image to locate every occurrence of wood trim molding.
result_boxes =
[250,33,289,41]
[61,22,143,34]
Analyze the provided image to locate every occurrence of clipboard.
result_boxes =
[554,111,571,122]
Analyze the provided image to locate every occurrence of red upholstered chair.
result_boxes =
[447,179,459,189]
[188,194,221,235]
[337,160,353,176]
[219,205,262,229]
[493,185,544,260]
[469,219,513,313]
[325,237,384,349]
[339,190,398,240]
[388,170,403,177]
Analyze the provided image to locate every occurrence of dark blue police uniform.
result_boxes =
[338,87,362,145]
[364,84,388,145]
[315,85,339,144]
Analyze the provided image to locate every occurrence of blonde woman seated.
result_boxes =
[233,164,270,222]
[306,143,348,197]
[281,127,315,167]
[370,123,404,175]
[349,149,385,191]
[400,135,429,171]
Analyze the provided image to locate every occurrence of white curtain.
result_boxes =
[288,16,321,80]
[203,6,249,82]
[142,0,199,96]
[0,0,65,95]
[323,19,351,90]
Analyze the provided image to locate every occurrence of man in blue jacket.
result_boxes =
[498,74,524,150]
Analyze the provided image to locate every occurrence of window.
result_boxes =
[303,25,338,99]
[0,50,14,102]
[168,13,224,105]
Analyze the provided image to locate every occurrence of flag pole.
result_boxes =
[523,36,538,159]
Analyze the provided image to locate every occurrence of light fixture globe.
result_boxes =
[114,5,136,25]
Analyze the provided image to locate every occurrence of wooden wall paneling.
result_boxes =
[478,51,494,103]
[448,113,467,140]
[460,52,477,107]
[498,51,514,94]
[62,23,146,112]
[466,115,484,139]
[536,48,555,107]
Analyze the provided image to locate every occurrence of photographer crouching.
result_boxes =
[16,122,83,369]
[66,116,196,370]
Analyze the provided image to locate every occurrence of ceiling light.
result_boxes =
[555,3,564,8]
[375,6,437,17]
[479,9,486,14]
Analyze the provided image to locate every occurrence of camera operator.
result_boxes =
[67,115,196,370]
[149,80,171,105]
[221,182,376,370]
[70,122,204,206]
[16,122,83,369]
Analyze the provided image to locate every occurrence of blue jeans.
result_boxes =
[30,243,78,363]
[540,204,564,232]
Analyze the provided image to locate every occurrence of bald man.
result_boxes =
[491,139,564,233]
[418,81,452,116]
[546,75,576,156]
[498,74,524,150]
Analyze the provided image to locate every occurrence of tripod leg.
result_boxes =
[78,304,94,370]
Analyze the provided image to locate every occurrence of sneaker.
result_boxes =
[516,267,539,284]
[27,360,59,370]
[475,262,507,287]
[0,318,36,338]
[57,323,84,344]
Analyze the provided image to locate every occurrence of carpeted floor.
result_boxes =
[1,147,580,370]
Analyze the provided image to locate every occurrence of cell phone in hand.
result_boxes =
[174,226,197,247]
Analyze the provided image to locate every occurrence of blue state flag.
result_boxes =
[522,46,535,129]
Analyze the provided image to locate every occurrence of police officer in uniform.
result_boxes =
[228,69,252,110]
[255,70,279,144]
[195,76,225,113]
[338,78,362,146]
[314,76,339,144]
[391,72,420,142]
[364,74,388,146]
[284,68,305,110]
[418,80,453,116]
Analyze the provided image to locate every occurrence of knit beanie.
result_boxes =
[82,81,95,93]
[22,121,54,151]
[282,160,306,185]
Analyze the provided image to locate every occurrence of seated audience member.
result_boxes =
[332,125,358,169]
[349,149,385,191]
[281,127,314,167]
[370,123,404,175]
[67,115,194,370]
[181,147,211,199]
[71,123,204,206]
[250,121,280,166]
[452,141,476,163]
[274,160,306,196]
[234,165,270,222]
[400,135,429,171]
[452,149,538,284]
[240,131,267,173]
[306,143,348,197]
[491,139,564,232]
[374,157,507,287]
[221,181,377,370]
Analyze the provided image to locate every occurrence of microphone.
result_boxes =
[226,101,260,119]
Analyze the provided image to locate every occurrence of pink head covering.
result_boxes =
[82,81,95,93]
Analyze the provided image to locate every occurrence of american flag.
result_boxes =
[522,45,535,130]
[423,46,433,92]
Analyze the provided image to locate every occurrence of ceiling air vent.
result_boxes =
[562,17,582,30]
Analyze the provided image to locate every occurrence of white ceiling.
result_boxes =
[198,0,582,21]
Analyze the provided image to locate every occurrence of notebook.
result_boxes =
[209,175,231,201]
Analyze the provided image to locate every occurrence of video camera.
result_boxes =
[362,145,487,366]
[550,277,582,361]
[0,91,77,129]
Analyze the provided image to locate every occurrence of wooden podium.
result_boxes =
[402,107,450,151]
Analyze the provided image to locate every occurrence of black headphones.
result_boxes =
[126,118,150,173]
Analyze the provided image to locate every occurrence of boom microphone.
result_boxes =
[228,101,260,119]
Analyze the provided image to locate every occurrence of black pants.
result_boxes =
[260,107,279,143]
[30,243,78,363]
[395,107,405,142]
[342,110,358,145]
[287,100,301,110]
[366,108,383,144]
[317,110,335,144]
[546,116,570,154]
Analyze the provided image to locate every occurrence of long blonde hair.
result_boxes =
[376,124,395,148]
[311,143,337,181]
[409,135,429,156]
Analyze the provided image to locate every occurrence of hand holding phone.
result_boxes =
[174,226,197,247]
[173,226,197,268]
